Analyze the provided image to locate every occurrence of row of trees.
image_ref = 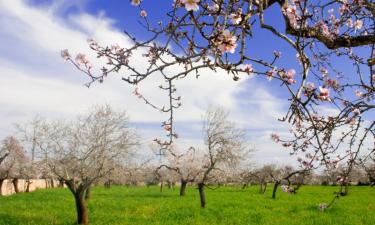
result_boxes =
[2,105,375,224]
[0,105,251,224]
[61,0,374,213]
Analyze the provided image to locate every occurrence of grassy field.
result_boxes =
[0,185,374,225]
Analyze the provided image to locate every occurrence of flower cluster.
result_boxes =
[317,87,330,101]
[281,185,294,193]
[318,203,328,211]
[182,0,200,11]
[213,29,238,54]
[270,133,280,142]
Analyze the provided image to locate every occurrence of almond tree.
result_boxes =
[35,105,139,225]
[154,145,201,196]
[63,0,375,208]
[195,107,251,208]
[0,136,25,195]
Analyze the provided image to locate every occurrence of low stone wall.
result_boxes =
[0,179,61,196]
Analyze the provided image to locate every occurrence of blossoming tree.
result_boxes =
[63,0,375,208]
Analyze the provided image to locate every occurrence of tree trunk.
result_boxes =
[160,181,163,193]
[262,183,267,194]
[74,192,89,225]
[341,183,350,196]
[26,179,32,192]
[50,179,55,188]
[85,187,91,200]
[0,179,4,196]
[12,178,19,193]
[272,181,280,199]
[167,181,172,189]
[59,179,64,187]
[198,183,206,208]
[180,180,187,196]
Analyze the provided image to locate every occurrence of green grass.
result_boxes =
[0,185,374,225]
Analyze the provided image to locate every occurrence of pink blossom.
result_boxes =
[281,185,293,193]
[164,124,172,132]
[354,20,363,31]
[304,82,315,96]
[243,64,253,75]
[282,5,299,28]
[229,10,242,24]
[75,53,89,66]
[182,0,200,11]
[60,49,71,61]
[140,10,147,17]
[286,69,296,84]
[217,30,238,54]
[319,203,328,211]
[318,87,330,101]
[355,90,364,98]
[340,4,349,14]
[87,38,98,49]
[266,69,276,81]
[346,19,353,28]
[352,108,361,117]
[270,133,280,142]
[207,3,219,12]
[316,21,331,37]
[273,51,282,58]
[131,0,141,6]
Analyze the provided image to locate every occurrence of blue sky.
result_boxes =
[1,0,364,166]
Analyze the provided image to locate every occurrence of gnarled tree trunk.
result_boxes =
[66,181,90,225]
[85,187,91,200]
[272,181,280,199]
[74,192,89,225]
[26,179,32,192]
[180,180,187,196]
[260,182,267,194]
[198,183,206,208]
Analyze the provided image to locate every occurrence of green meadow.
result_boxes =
[0,185,374,225]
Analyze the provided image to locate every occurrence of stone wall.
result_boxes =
[0,179,61,196]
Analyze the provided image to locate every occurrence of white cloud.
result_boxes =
[0,0,294,165]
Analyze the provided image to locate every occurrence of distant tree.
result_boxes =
[195,107,251,208]
[0,136,25,195]
[154,145,200,196]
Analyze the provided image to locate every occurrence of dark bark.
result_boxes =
[58,179,64,187]
[340,183,350,196]
[0,179,4,196]
[198,183,206,208]
[104,180,111,189]
[74,192,89,225]
[160,181,163,193]
[50,179,55,188]
[26,179,32,192]
[180,180,187,196]
[260,182,267,194]
[12,178,19,193]
[85,187,91,200]
[272,181,280,199]
[65,181,90,225]
[167,181,172,189]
